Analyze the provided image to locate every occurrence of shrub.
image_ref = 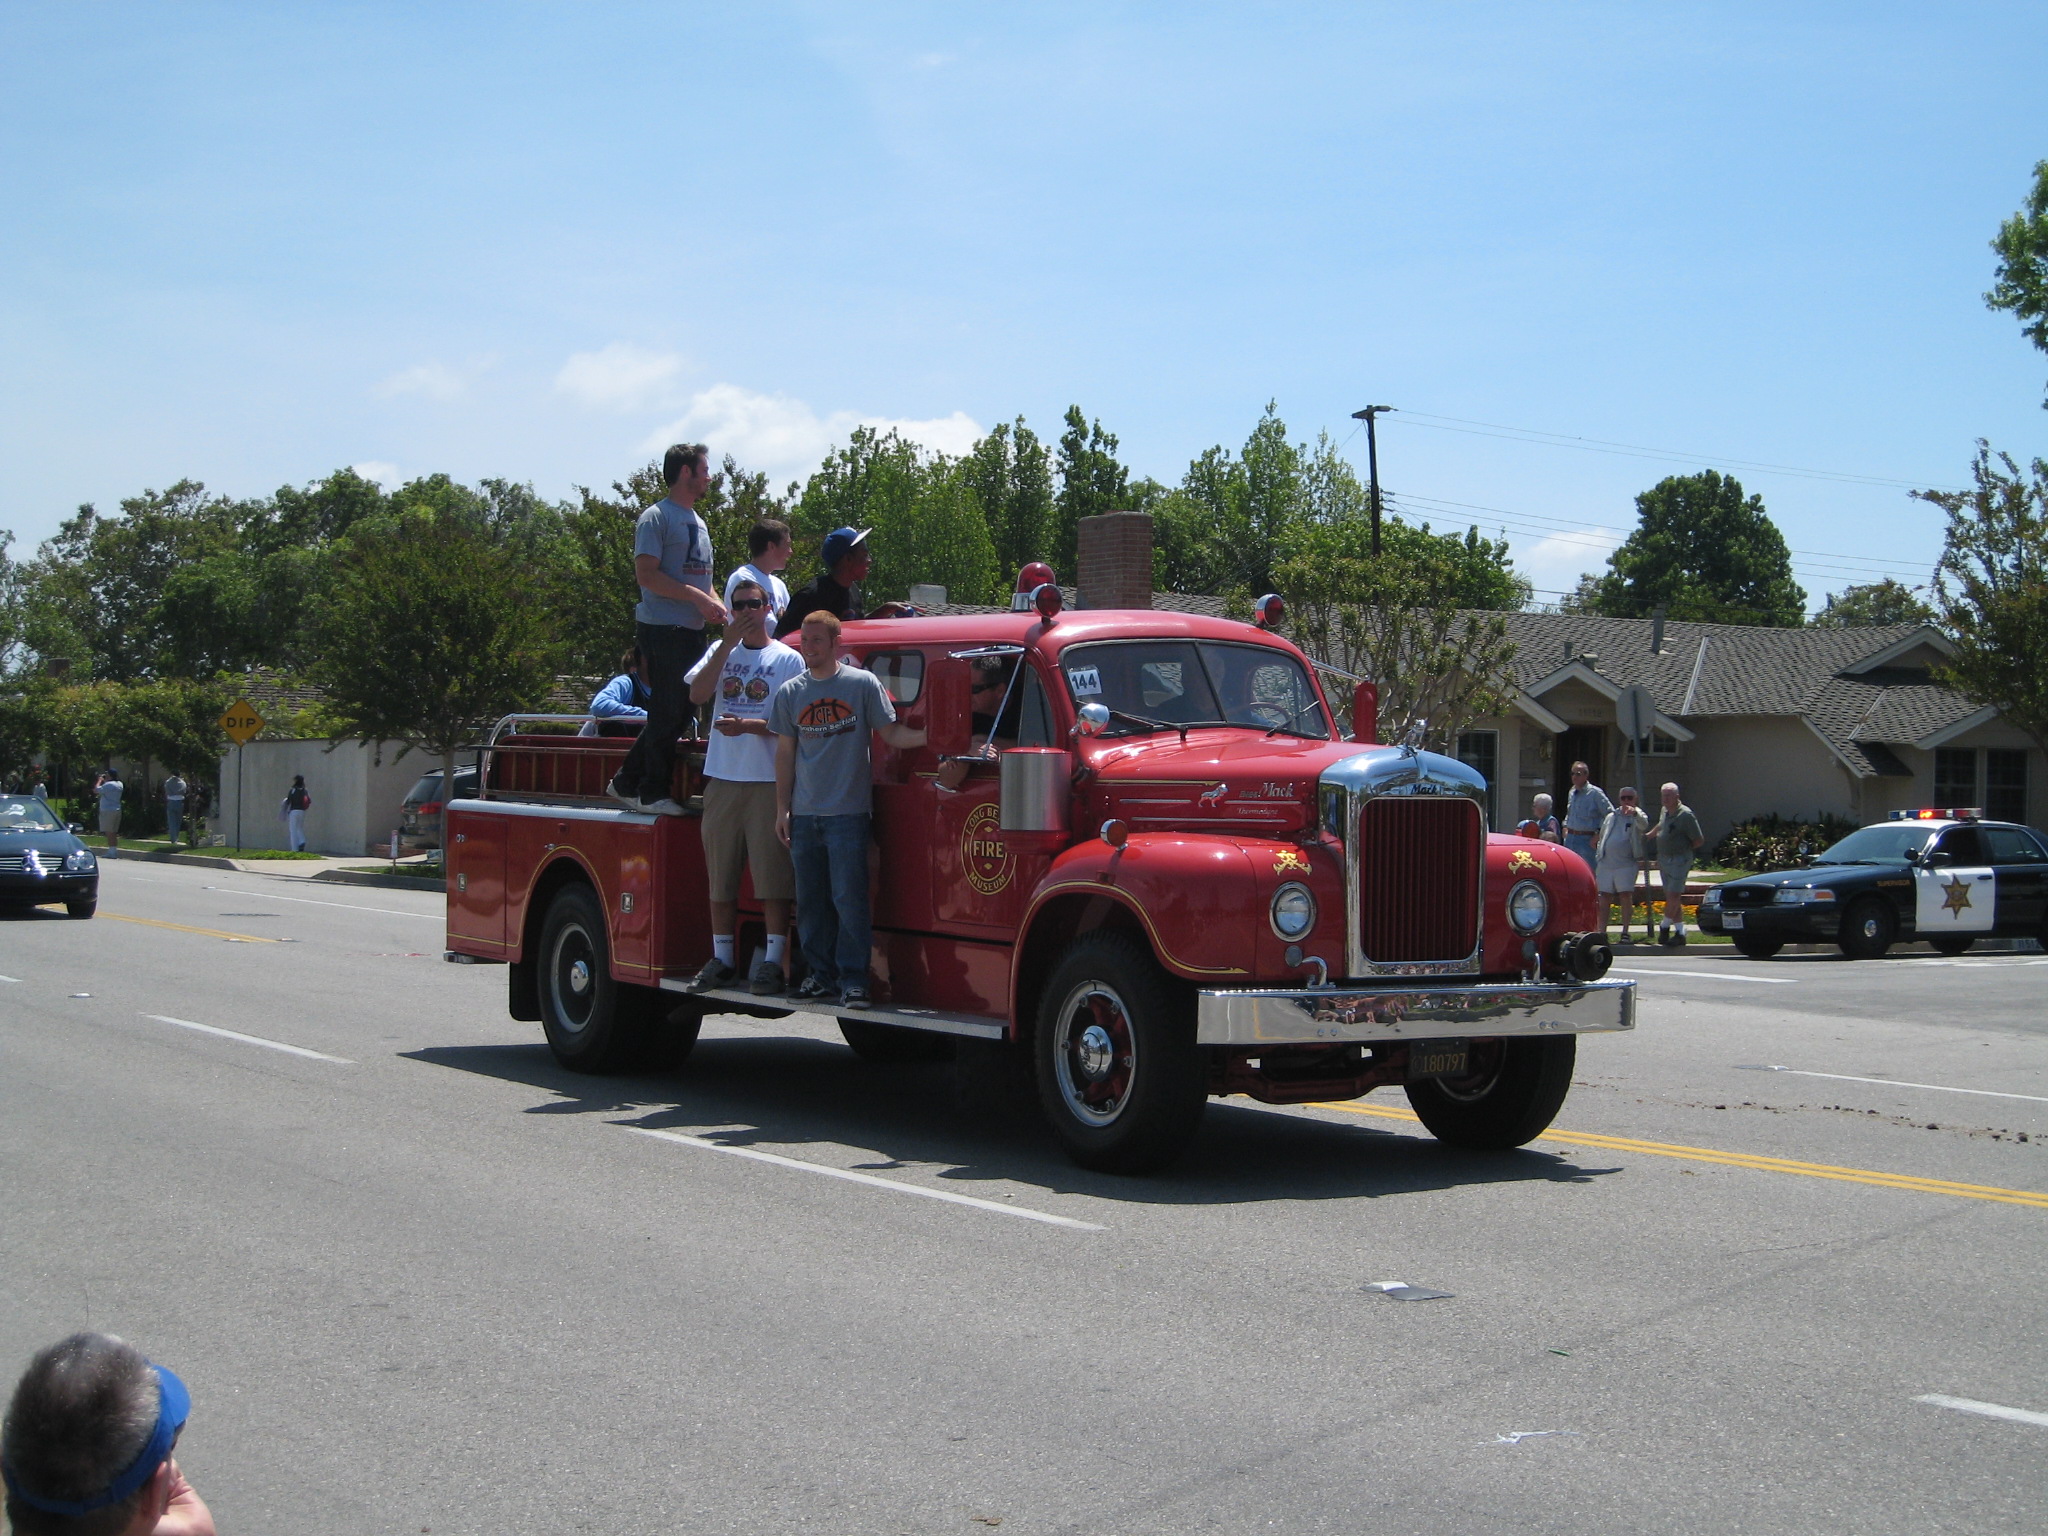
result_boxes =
[1712,812,1861,872]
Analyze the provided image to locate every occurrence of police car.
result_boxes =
[1696,809,2048,960]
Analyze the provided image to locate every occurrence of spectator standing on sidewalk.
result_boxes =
[162,773,188,847]
[1515,792,1561,842]
[282,775,311,851]
[770,610,925,1008]
[684,578,806,997]
[1649,780,1706,947]
[96,772,124,850]
[1594,787,1651,941]
[1562,760,1611,870]
[608,443,728,817]
[2,1331,216,1536]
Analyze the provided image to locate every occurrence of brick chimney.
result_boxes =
[1076,511,1153,610]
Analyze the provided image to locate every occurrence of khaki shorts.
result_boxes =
[100,809,121,838]
[701,777,793,902]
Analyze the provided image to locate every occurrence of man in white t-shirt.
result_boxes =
[683,577,807,996]
[722,518,793,625]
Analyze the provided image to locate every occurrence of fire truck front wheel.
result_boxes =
[538,883,660,1072]
[1035,933,1206,1174]
[1403,1036,1576,1150]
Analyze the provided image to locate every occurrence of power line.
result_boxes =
[1388,410,1968,492]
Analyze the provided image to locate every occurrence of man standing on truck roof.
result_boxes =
[608,443,729,817]
[770,609,925,1008]
[683,578,806,997]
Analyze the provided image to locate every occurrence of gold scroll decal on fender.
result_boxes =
[1273,848,1311,875]
[1508,848,1548,874]
[963,801,1014,895]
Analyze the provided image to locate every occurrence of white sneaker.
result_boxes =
[605,777,640,809]
[639,796,687,817]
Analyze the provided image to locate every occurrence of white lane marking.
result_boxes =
[0,975,18,983]
[1609,967,1796,985]
[1743,1066,2048,1105]
[142,1014,352,1064]
[203,887,440,920]
[627,1127,1104,1231]
[1915,1394,2048,1428]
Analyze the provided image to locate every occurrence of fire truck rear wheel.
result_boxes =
[537,882,655,1073]
[839,1018,954,1064]
[1035,933,1206,1174]
[1403,1036,1576,1150]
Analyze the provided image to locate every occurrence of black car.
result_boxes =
[398,765,480,853]
[1698,811,2048,960]
[0,794,99,918]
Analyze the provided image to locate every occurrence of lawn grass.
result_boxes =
[82,836,324,860]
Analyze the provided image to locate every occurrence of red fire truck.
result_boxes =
[443,581,1632,1173]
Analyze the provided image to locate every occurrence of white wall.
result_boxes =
[214,739,426,855]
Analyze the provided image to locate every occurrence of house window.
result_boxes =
[1456,729,1500,829]
[1934,748,1976,807]
[1986,749,2027,824]
[1628,728,1679,757]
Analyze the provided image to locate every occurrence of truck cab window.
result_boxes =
[862,650,924,705]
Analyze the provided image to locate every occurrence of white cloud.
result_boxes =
[555,343,686,411]
[644,383,984,483]
[351,461,401,489]
[373,355,497,401]
[1517,526,1625,599]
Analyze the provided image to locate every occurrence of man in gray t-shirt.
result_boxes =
[770,610,925,1008]
[609,443,729,816]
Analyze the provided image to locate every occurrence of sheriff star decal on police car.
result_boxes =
[1915,865,1996,932]
[1941,878,1974,914]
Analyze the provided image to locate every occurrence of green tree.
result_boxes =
[962,418,1054,584]
[1987,158,2048,408]
[795,427,1000,606]
[307,501,562,799]
[1276,534,1520,749]
[1810,579,1936,629]
[1053,406,1132,576]
[1585,470,1805,625]
[1914,443,2048,756]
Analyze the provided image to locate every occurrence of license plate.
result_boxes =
[1723,912,1744,929]
[1407,1039,1470,1081]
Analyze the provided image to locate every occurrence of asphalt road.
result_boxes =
[4,860,2045,1535]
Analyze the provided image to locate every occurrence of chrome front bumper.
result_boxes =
[1195,978,1635,1046]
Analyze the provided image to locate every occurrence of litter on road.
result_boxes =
[1368,1281,1454,1300]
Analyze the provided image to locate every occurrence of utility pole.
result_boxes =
[1350,405,1395,557]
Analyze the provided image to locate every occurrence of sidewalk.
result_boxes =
[95,844,445,891]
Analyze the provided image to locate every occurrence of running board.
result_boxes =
[656,979,1008,1040]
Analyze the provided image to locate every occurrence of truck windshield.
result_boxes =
[1058,640,1330,739]
[1814,824,1937,864]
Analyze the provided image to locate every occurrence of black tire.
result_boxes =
[643,1000,705,1070]
[1838,898,1897,960]
[1732,933,1783,960]
[1405,1036,1576,1150]
[1034,932,1207,1174]
[1928,934,1974,957]
[66,898,97,920]
[536,883,658,1072]
[839,1017,954,1064]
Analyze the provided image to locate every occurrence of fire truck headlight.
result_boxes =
[1507,879,1548,934]
[1269,882,1316,940]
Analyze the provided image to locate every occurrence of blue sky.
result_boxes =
[3,2,2044,609]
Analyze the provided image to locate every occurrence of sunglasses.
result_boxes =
[730,598,766,611]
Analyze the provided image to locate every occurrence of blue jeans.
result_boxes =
[1564,830,1598,870]
[790,813,872,990]
[166,800,183,842]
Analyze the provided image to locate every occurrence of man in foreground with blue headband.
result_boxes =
[2,1333,214,1536]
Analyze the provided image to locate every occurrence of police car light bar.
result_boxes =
[1888,807,1980,821]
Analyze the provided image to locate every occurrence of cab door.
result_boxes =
[931,661,1061,935]
[1914,825,1997,937]
[1982,825,2048,933]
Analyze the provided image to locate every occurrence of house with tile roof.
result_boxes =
[1443,613,2042,843]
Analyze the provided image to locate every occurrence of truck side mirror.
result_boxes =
[1352,680,1379,743]
[925,658,973,759]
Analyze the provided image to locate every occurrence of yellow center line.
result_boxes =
[1314,1101,2048,1210]
[100,913,280,944]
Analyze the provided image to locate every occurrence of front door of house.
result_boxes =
[1556,726,1606,808]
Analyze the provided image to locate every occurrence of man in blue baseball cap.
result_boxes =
[776,527,912,637]
[2,1333,215,1536]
